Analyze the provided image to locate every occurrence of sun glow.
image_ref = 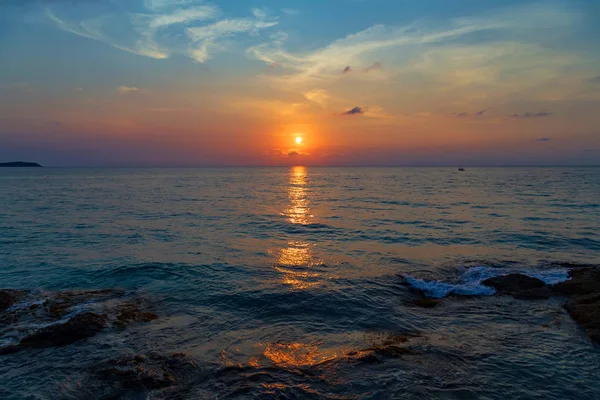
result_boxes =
[295,136,303,144]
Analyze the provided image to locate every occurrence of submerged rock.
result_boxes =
[482,268,600,343]
[44,289,120,318]
[552,268,600,344]
[414,298,443,308]
[96,352,198,390]
[0,289,27,311]
[115,301,158,328]
[19,312,108,348]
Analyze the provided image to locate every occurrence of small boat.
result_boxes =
[458,167,465,171]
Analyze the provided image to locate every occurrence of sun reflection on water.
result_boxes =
[274,166,323,290]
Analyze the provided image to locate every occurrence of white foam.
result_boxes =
[404,266,571,298]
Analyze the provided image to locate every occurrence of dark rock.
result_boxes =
[482,274,546,296]
[96,352,198,390]
[115,301,158,328]
[414,298,442,308]
[20,312,107,348]
[551,268,600,344]
[0,289,27,311]
[552,268,600,297]
[44,289,119,318]
[0,344,20,355]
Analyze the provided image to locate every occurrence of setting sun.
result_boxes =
[295,136,303,144]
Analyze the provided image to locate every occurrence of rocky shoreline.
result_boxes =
[0,288,157,354]
[410,266,600,344]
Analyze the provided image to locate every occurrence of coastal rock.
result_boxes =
[115,301,158,328]
[552,268,600,297]
[0,289,27,311]
[19,312,107,348]
[414,298,443,308]
[551,268,600,344]
[482,274,546,292]
[564,293,600,343]
[96,352,198,390]
[482,274,549,298]
[44,289,120,318]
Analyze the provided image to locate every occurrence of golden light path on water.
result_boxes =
[275,166,323,291]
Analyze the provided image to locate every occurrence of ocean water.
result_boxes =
[1,166,600,399]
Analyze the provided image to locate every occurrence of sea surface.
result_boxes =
[1,167,600,399]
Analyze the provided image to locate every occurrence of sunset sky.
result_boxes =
[1,0,599,166]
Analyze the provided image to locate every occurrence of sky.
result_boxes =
[0,0,599,166]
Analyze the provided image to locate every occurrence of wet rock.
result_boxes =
[550,268,600,344]
[414,298,442,308]
[0,289,27,311]
[19,312,107,348]
[483,274,546,292]
[96,352,198,390]
[0,344,20,355]
[115,301,158,328]
[44,289,120,318]
[552,268,600,297]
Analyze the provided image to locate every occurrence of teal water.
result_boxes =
[1,167,599,399]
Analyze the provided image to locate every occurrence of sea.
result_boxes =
[1,166,599,399]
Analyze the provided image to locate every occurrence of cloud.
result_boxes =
[248,1,587,99]
[590,76,600,83]
[343,66,351,74]
[304,89,329,107]
[44,1,278,63]
[287,151,299,157]
[365,62,382,72]
[475,109,487,116]
[342,106,365,116]
[536,137,551,142]
[454,112,468,117]
[117,86,140,94]
[511,111,554,118]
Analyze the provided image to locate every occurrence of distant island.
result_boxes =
[0,161,42,167]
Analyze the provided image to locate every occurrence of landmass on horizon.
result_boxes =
[0,162,42,168]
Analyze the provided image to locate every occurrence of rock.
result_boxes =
[20,312,107,348]
[115,301,158,328]
[552,268,600,297]
[551,268,600,344]
[482,274,546,297]
[96,352,198,390]
[414,298,442,308]
[0,344,20,355]
[44,289,119,318]
[0,289,27,311]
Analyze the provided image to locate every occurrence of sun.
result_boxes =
[295,136,303,144]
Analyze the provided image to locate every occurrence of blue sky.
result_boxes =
[1,0,599,166]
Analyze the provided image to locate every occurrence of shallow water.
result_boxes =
[1,167,600,399]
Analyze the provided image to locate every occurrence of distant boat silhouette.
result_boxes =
[458,167,465,171]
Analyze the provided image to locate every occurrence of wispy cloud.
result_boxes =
[248,1,589,108]
[44,1,278,62]
[304,89,329,107]
[511,111,554,118]
[365,61,382,73]
[536,137,551,142]
[117,86,141,94]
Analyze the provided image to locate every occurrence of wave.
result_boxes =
[403,266,571,298]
